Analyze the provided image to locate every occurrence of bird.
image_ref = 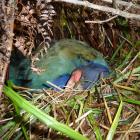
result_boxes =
[9,39,110,90]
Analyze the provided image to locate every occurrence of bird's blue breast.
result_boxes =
[43,74,71,89]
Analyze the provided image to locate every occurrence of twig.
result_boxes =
[85,1,133,24]
[122,114,140,140]
[114,84,140,94]
[54,0,140,20]
[103,96,113,124]
[69,110,93,127]
[0,0,15,95]
[113,67,140,84]
[85,15,118,24]
[122,52,140,73]
[102,0,140,9]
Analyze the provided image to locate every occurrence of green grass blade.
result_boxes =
[88,113,102,140]
[123,98,140,105]
[117,40,140,69]
[14,103,29,140]
[110,40,125,62]
[114,66,140,84]
[106,101,123,140]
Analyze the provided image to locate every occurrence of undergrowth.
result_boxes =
[0,0,140,140]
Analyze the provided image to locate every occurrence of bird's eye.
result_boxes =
[86,60,90,63]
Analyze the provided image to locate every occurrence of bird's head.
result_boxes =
[66,61,110,90]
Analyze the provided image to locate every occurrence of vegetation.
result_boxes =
[0,0,140,139]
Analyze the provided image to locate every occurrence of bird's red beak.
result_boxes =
[65,69,82,90]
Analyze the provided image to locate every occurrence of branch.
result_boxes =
[102,0,140,9]
[0,0,15,95]
[53,0,140,20]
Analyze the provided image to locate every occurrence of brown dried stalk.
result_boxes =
[0,0,15,95]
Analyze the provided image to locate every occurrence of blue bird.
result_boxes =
[9,39,110,90]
